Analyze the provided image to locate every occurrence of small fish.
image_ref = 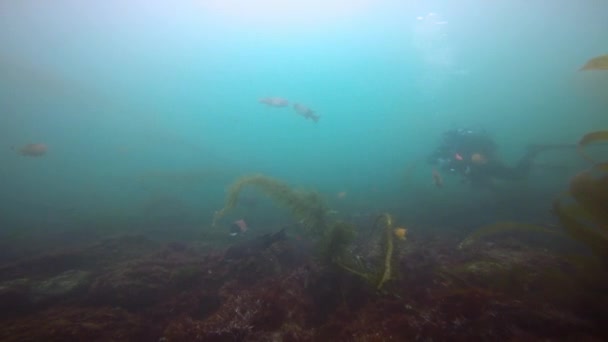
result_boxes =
[259,97,289,107]
[14,143,48,157]
[432,169,443,188]
[293,103,320,123]
[394,227,408,240]
[230,219,248,236]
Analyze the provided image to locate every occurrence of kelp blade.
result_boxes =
[578,131,608,163]
[580,54,608,71]
[568,163,608,225]
[459,221,564,249]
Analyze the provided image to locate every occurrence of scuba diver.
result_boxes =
[427,128,553,187]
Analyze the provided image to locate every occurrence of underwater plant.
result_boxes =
[458,221,565,250]
[333,213,401,290]
[214,175,409,290]
[458,131,608,260]
[579,54,608,71]
[318,221,356,264]
[552,130,608,262]
[213,174,330,237]
[374,213,398,290]
[576,130,608,163]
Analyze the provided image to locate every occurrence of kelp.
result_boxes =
[438,257,581,306]
[375,213,397,290]
[213,175,408,290]
[458,221,565,250]
[577,130,608,163]
[456,191,603,259]
[553,164,608,260]
[553,131,608,262]
[213,174,329,237]
[579,54,608,71]
[335,213,400,290]
[318,221,356,264]
[569,163,608,223]
[553,198,608,259]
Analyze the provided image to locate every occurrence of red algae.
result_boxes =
[0,307,144,342]
[0,232,605,341]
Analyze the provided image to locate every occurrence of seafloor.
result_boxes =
[0,225,606,342]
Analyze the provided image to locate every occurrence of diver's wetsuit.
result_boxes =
[428,128,538,186]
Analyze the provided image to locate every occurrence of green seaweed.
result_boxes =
[213,174,329,237]
[458,221,565,250]
[577,130,608,163]
[318,221,356,264]
[374,213,396,290]
[334,213,400,291]
[553,131,608,263]
[213,175,408,290]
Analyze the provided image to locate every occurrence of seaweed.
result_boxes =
[460,131,608,263]
[213,175,409,290]
[334,213,400,290]
[213,174,329,237]
[579,54,608,71]
[458,222,565,250]
[375,214,396,290]
[553,131,608,262]
[568,163,608,224]
[553,166,608,260]
[318,221,356,264]
[577,130,608,163]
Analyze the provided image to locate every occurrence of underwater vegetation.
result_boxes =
[553,130,608,262]
[576,130,608,163]
[332,213,404,291]
[213,174,330,237]
[2,172,606,340]
[444,130,608,332]
[580,54,608,71]
[213,174,410,291]
[317,221,356,264]
[457,130,608,264]
[457,221,565,250]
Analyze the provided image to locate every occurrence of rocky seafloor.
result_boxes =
[0,229,606,342]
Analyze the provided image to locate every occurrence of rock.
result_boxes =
[29,270,91,304]
[88,260,173,310]
[0,278,30,316]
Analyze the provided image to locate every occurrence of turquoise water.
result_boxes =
[1,0,607,241]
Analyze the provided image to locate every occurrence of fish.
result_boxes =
[259,97,289,107]
[580,54,608,71]
[432,169,443,188]
[393,227,408,240]
[224,228,287,260]
[14,143,48,157]
[230,219,248,236]
[293,103,320,123]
